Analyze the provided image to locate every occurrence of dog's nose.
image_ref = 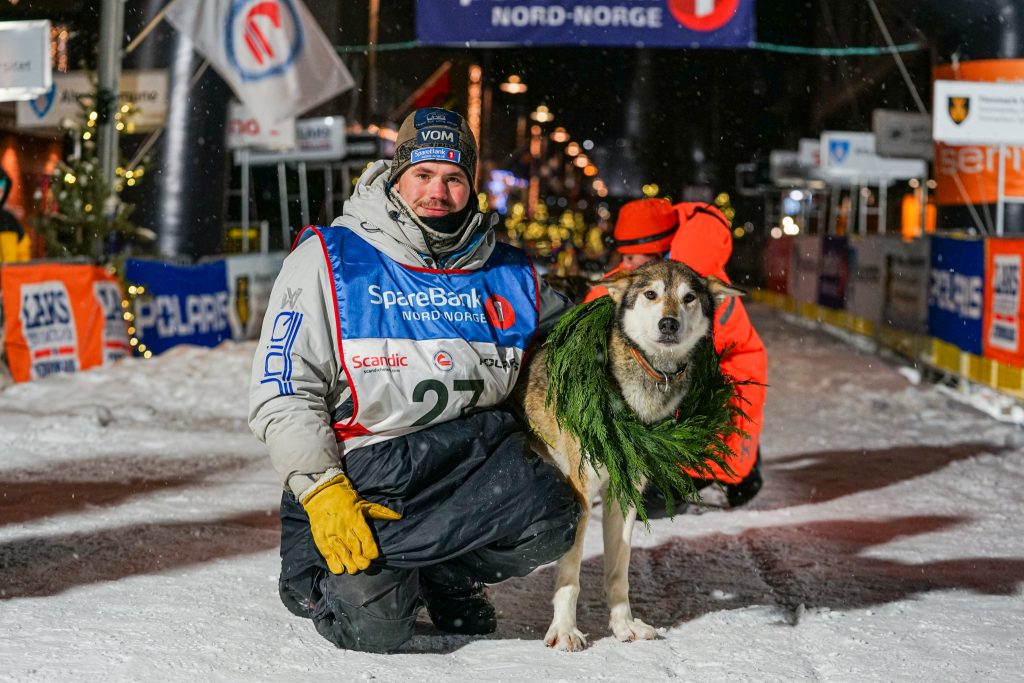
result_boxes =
[658,317,680,335]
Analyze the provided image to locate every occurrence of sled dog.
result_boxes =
[520,260,742,651]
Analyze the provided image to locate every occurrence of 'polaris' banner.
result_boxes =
[416,0,755,48]
[928,235,984,355]
[125,259,232,354]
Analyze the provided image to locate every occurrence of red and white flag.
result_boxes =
[164,0,354,125]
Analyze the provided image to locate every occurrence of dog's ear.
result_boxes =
[601,269,635,303]
[706,275,745,304]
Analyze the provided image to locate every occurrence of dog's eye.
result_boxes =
[683,293,697,304]
[644,290,657,300]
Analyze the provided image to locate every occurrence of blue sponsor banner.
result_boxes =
[817,236,849,309]
[928,236,984,355]
[416,0,755,48]
[125,259,232,354]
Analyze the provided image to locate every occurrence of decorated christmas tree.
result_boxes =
[33,85,146,259]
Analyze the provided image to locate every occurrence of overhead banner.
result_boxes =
[16,70,169,131]
[1,263,129,383]
[819,131,927,183]
[983,238,1024,365]
[125,259,232,355]
[416,0,755,48]
[933,60,1024,206]
[928,235,984,355]
[873,109,933,160]
[933,80,1024,147]
[0,20,52,101]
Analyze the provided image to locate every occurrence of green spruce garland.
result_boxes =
[544,296,746,524]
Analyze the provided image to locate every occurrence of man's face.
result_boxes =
[395,161,471,218]
[620,252,662,270]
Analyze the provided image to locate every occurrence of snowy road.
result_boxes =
[2,302,1023,682]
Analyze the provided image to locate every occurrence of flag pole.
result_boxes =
[124,0,182,56]
[97,0,125,227]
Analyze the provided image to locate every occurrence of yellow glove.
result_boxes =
[300,472,402,575]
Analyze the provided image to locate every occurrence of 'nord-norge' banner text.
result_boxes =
[416,0,755,48]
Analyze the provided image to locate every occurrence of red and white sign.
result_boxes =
[484,295,516,330]
[668,0,740,31]
[226,101,296,151]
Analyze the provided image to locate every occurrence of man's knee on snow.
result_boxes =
[311,568,420,653]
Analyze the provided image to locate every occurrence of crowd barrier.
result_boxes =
[0,252,285,383]
[754,232,1024,399]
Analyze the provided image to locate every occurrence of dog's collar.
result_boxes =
[629,346,687,392]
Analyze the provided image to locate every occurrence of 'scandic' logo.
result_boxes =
[667,0,741,32]
[433,350,454,371]
[484,295,516,330]
[226,0,304,82]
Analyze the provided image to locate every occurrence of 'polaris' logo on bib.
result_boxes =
[368,284,482,310]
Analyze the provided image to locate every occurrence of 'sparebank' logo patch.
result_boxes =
[411,147,461,164]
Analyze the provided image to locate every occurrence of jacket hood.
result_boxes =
[668,202,732,281]
[331,160,496,270]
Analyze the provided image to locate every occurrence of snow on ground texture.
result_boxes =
[2,303,1022,682]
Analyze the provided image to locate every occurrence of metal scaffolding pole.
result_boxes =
[97,0,125,206]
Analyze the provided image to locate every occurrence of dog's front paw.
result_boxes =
[544,622,589,651]
[610,616,657,642]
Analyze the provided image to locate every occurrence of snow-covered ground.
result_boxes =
[2,302,1023,682]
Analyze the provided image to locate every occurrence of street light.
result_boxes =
[499,74,528,94]
[530,105,554,123]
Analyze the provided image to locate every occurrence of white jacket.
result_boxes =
[248,161,572,498]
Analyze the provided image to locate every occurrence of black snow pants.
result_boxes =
[277,408,581,652]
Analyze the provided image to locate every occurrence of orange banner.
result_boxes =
[934,60,1024,206]
[983,238,1024,366]
[1,263,129,383]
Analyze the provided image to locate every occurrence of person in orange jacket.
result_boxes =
[585,198,768,510]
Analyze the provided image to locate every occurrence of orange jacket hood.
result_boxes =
[668,202,732,281]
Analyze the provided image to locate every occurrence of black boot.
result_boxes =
[419,574,497,635]
[726,450,763,508]
[278,569,322,619]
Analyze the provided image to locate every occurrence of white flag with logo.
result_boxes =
[164,0,354,125]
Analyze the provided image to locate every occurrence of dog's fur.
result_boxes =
[519,260,742,651]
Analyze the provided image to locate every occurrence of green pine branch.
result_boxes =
[544,297,746,524]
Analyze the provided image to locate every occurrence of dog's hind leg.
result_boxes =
[602,491,657,642]
[544,496,590,651]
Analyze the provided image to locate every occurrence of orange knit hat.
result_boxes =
[612,198,679,254]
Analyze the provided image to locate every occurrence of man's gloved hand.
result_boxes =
[300,471,401,575]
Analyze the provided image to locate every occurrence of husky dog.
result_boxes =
[519,260,742,651]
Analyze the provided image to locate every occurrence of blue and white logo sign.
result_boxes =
[226,0,304,82]
[829,140,850,164]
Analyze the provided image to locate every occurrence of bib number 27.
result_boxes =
[411,378,485,427]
